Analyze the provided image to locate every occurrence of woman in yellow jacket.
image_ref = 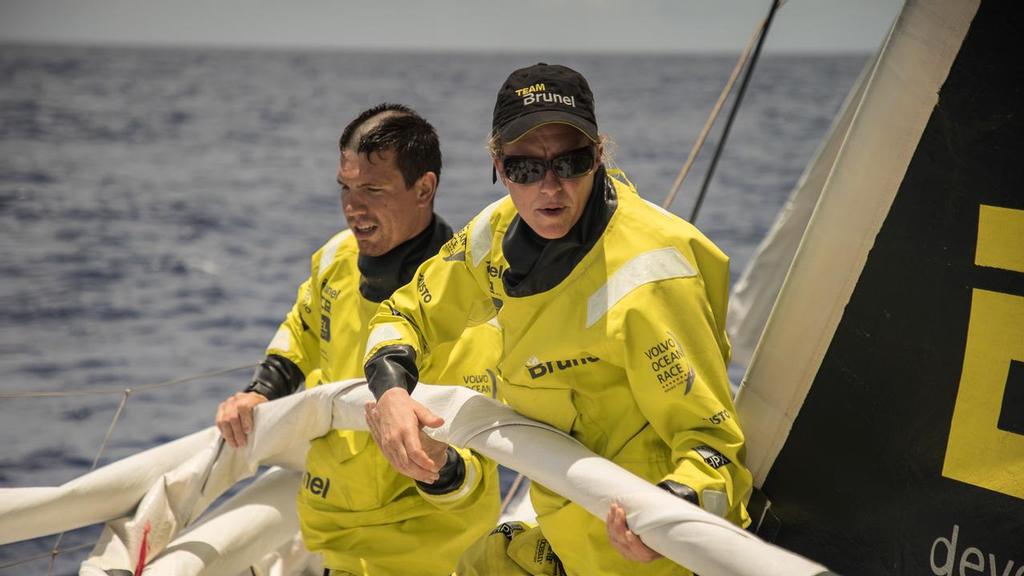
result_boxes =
[280,225,502,576]
[363,64,753,576]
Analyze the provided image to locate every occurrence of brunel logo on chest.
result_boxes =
[319,279,339,342]
[302,472,330,499]
[320,279,340,301]
[526,355,600,379]
[485,260,507,295]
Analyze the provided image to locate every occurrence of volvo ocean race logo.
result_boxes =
[645,332,694,394]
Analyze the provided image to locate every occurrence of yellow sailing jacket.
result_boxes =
[267,229,501,576]
[367,169,753,576]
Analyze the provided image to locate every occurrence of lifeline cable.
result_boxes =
[0,363,254,398]
[0,542,94,573]
[0,362,254,574]
[688,0,783,224]
[45,389,131,575]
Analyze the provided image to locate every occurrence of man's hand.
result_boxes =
[364,388,445,483]
[216,391,268,448]
[606,502,661,563]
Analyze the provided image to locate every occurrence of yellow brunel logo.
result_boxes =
[942,204,1024,501]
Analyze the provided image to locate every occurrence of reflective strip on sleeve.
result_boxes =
[470,199,504,267]
[365,324,402,357]
[642,198,677,219]
[267,327,291,353]
[702,489,729,517]
[318,230,351,277]
[586,247,696,327]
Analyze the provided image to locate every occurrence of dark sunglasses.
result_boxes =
[501,145,596,185]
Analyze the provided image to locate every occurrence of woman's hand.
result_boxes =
[606,502,662,563]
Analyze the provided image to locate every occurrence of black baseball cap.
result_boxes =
[492,63,598,144]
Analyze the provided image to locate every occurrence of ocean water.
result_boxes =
[0,44,866,573]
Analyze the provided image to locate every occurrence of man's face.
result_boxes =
[495,123,600,240]
[338,148,433,257]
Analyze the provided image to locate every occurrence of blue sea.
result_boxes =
[0,44,866,573]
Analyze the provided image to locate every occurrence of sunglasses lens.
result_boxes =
[502,146,595,185]
[552,148,595,179]
[503,158,546,184]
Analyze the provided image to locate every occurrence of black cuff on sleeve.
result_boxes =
[416,446,466,495]
[244,354,305,401]
[657,479,700,506]
[364,344,419,399]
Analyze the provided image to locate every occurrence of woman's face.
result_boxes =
[495,123,601,240]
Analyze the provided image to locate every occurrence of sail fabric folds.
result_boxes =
[82,468,320,576]
[726,51,876,369]
[0,428,217,546]
[0,381,830,575]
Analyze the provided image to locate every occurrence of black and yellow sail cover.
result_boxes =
[735,0,1023,574]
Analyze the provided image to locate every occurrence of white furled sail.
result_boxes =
[0,428,216,547]
[89,468,317,576]
[0,381,832,576]
[726,51,875,369]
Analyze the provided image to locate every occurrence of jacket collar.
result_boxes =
[357,213,453,302]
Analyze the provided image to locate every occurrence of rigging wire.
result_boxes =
[662,15,764,210]
[661,0,786,222]
[687,0,783,224]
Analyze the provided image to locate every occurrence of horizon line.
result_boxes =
[0,39,876,58]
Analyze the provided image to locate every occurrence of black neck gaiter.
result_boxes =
[357,214,453,303]
[502,165,617,297]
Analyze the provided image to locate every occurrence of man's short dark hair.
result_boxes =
[339,103,442,189]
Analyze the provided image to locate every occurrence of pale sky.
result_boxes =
[0,0,903,53]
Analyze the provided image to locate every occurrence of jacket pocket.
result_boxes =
[498,379,579,435]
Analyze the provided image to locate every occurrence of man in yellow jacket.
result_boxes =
[215,103,501,576]
[363,64,753,576]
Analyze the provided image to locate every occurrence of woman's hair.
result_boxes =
[487,131,616,167]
